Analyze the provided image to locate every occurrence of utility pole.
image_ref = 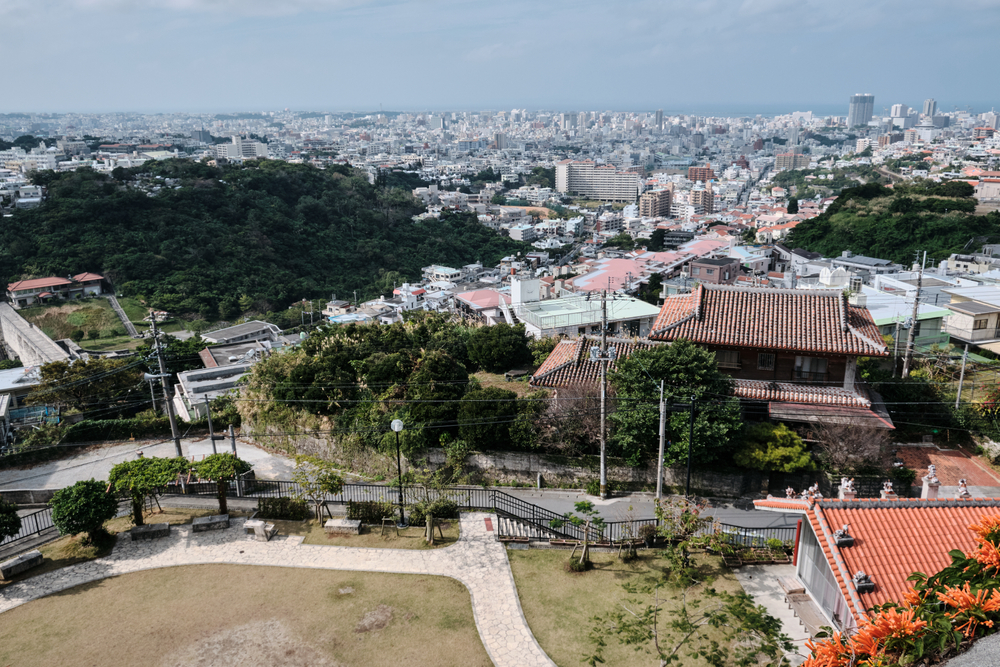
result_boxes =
[685,395,695,498]
[150,317,183,458]
[892,317,902,378]
[599,289,608,499]
[656,380,666,500]
[901,251,926,378]
[956,344,970,409]
[203,398,227,455]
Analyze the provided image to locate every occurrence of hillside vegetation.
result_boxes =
[0,160,532,320]
[785,181,1000,263]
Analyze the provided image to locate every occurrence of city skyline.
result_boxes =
[1,0,998,113]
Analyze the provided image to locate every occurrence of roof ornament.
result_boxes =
[956,479,972,499]
[880,479,897,500]
[852,570,875,593]
[834,524,854,548]
[785,486,796,499]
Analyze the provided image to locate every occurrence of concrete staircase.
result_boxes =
[106,296,139,338]
[496,515,561,541]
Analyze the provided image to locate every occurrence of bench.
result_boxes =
[244,519,278,542]
[324,518,361,536]
[0,550,43,579]
[130,523,170,541]
[192,514,230,533]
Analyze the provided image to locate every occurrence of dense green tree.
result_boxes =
[404,350,469,446]
[27,357,143,413]
[467,323,532,373]
[733,422,813,472]
[609,340,742,467]
[786,198,798,214]
[192,454,253,515]
[108,456,187,525]
[605,232,636,250]
[0,498,21,542]
[49,479,119,543]
[457,387,520,450]
[491,192,507,205]
[647,228,666,251]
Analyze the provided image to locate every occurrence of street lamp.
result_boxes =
[390,419,408,528]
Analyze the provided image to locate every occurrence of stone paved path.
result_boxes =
[0,512,555,667]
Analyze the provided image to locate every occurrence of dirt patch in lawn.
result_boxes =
[0,565,490,667]
[270,518,460,549]
[354,604,394,633]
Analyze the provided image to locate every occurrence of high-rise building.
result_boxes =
[655,109,663,132]
[922,98,937,117]
[639,185,672,217]
[559,113,576,130]
[554,160,641,202]
[690,181,714,214]
[847,94,875,128]
[890,104,909,118]
[775,153,811,171]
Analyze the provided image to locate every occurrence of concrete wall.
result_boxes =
[0,302,71,366]
[0,488,57,505]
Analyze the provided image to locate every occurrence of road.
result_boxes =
[0,441,799,530]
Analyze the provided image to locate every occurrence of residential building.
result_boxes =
[688,257,741,285]
[689,181,714,214]
[555,160,641,202]
[775,153,811,171]
[511,278,661,339]
[172,364,253,422]
[857,286,951,352]
[846,94,875,128]
[687,165,716,183]
[530,338,663,388]
[509,224,538,242]
[200,321,282,346]
[940,285,1000,352]
[831,251,900,282]
[455,289,512,325]
[639,187,672,218]
[421,265,462,282]
[6,273,104,308]
[647,284,892,427]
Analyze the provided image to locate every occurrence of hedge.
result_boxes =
[255,497,310,521]
[347,500,397,524]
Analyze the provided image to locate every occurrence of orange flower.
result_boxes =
[966,540,1000,570]
[968,514,1000,545]
[803,632,851,667]
[937,582,1000,637]
[902,587,925,607]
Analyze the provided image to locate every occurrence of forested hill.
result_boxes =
[784,182,1000,264]
[0,160,532,320]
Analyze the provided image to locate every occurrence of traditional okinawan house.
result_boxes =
[645,284,893,428]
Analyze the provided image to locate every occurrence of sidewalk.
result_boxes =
[0,512,555,667]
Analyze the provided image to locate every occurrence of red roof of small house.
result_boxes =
[72,273,103,282]
[530,337,664,388]
[454,289,510,311]
[755,497,1000,623]
[648,284,888,357]
[7,277,73,292]
[37,292,53,298]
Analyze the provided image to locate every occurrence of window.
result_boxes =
[692,267,701,276]
[705,268,715,275]
[757,353,776,371]
[716,350,741,369]
[974,318,989,330]
[795,356,828,382]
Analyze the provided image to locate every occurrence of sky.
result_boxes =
[3,0,999,115]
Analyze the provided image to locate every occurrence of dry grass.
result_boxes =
[508,548,743,667]
[473,371,536,397]
[0,564,490,667]
[270,519,460,550]
[21,300,124,340]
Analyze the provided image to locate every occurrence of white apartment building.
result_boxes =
[555,160,640,202]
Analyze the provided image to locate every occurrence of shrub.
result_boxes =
[0,498,21,542]
[49,479,119,543]
[408,497,458,527]
[765,538,784,551]
[256,497,310,521]
[638,524,657,540]
[891,465,918,492]
[585,479,600,496]
[567,558,590,572]
[734,423,814,472]
[346,500,397,524]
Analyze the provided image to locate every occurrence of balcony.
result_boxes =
[943,324,1000,344]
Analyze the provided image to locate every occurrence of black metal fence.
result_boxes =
[709,523,797,547]
[0,507,55,550]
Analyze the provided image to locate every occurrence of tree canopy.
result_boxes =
[0,160,532,319]
[27,357,143,413]
[108,456,187,525]
[467,323,532,373]
[0,498,21,542]
[610,340,742,467]
[192,453,252,515]
[49,479,119,542]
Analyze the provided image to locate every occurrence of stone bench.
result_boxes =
[244,519,278,542]
[324,518,361,536]
[130,523,170,541]
[192,514,230,533]
[0,550,43,579]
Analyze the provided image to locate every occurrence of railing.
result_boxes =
[710,522,797,547]
[0,507,55,549]
[106,295,139,338]
[943,324,1000,344]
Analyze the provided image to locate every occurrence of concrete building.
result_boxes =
[775,153,811,171]
[200,321,281,346]
[847,94,875,128]
[687,165,716,183]
[639,186,672,218]
[922,98,937,117]
[555,160,641,202]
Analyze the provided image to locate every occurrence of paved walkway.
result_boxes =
[0,512,554,667]
[733,564,811,666]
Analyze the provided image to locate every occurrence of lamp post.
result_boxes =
[390,419,407,528]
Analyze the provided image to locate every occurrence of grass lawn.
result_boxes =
[0,564,490,667]
[270,518,460,549]
[1,508,233,588]
[20,299,126,340]
[508,549,743,667]
[115,296,150,322]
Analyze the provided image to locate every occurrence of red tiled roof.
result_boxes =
[649,284,888,357]
[72,272,103,282]
[733,379,869,407]
[7,276,73,292]
[530,337,664,388]
[810,499,1000,623]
